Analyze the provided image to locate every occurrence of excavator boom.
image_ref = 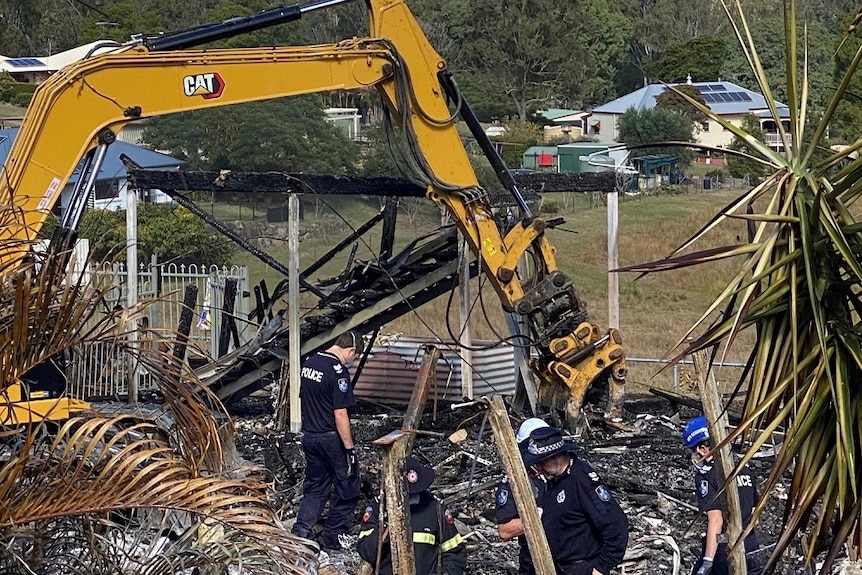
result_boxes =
[0,0,627,428]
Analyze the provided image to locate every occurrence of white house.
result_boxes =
[588,79,791,150]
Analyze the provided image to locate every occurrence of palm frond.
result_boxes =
[627,1,862,571]
[0,237,315,573]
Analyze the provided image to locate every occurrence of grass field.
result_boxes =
[228,184,753,394]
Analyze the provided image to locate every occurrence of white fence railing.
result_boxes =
[68,262,251,399]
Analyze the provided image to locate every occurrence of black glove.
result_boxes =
[696,557,713,575]
[346,447,358,476]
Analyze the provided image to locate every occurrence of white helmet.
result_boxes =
[516,417,550,444]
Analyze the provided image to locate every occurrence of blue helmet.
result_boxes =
[682,416,710,448]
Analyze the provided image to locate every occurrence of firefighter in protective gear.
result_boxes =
[523,426,628,575]
[357,456,466,575]
[291,331,362,551]
[683,416,763,575]
[495,418,550,575]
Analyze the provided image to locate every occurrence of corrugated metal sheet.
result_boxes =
[354,336,516,405]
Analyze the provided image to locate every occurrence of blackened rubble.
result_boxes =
[230,395,830,575]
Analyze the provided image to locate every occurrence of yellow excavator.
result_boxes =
[0,0,626,429]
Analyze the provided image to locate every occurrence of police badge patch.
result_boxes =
[338,378,349,392]
[595,485,611,502]
[497,489,508,506]
[699,480,709,497]
[556,490,566,504]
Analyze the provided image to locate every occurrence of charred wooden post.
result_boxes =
[486,395,556,575]
[217,277,239,358]
[692,349,746,574]
[172,284,198,363]
[365,345,441,574]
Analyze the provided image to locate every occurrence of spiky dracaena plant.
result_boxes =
[617,1,862,573]
[0,241,318,574]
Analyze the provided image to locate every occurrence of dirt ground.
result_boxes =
[229,394,844,575]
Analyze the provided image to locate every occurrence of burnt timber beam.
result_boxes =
[129,168,617,197]
[128,169,428,196]
[511,171,617,193]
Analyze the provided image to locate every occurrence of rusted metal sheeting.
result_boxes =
[353,336,516,404]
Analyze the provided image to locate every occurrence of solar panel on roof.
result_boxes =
[709,84,725,91]
[698,86,713,93]
[704,93,717,103]
[729,92,743,101]
[739,93,752,101]
[5,58,43,67]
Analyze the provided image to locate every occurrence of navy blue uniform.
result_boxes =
[692,461,762,575]
[538,457,628,575]
[357,492,466,575]
[495,474,548,575]
[291,350,360,547]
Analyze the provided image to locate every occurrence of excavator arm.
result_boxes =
[0,0,626,427]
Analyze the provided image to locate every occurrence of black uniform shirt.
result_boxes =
[694,461,760,552]
[298,350,355,433]
[539,457,628,575]
[495,474,548,575]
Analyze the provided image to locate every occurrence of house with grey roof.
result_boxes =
[0,128,185,212]
[589,78,790,150]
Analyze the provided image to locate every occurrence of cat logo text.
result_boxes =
[183,72,225,99]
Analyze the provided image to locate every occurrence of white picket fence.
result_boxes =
[68,261,251,399]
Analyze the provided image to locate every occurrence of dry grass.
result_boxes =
[239,187,754,394]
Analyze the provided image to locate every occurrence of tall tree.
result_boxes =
[828,11,862,143]
[646,37,727,83]
[458,0,630,118]
[618,106,695,162]
[719,16,835,114]
[143,96,359,173]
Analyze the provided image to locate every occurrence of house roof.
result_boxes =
[0,41,126,74]
[536,108,581,121]
[0,128,184,184]
[592,81,788,117]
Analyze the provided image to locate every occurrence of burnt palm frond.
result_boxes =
[0,238,315,573]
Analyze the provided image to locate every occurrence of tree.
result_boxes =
[143,96,359,174]
[829,11,862,143]
[719,17,835,116]
[726,113,768,179]
[617,106,695,162]
[492,118,542,169]
[80,204,234,265]
[655,84,709,124]
[645,37,727,84]
[456,0,630,118]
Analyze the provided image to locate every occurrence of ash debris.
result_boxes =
[230,395,836,575]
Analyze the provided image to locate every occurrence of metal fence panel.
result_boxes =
[354,336,516,404]
[68,262,250,400]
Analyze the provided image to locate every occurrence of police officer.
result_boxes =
[495,417,550,575]
[291,331,362,551]
[523,426,629,575]
[357,456,466,575]
[682,416,763,575]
